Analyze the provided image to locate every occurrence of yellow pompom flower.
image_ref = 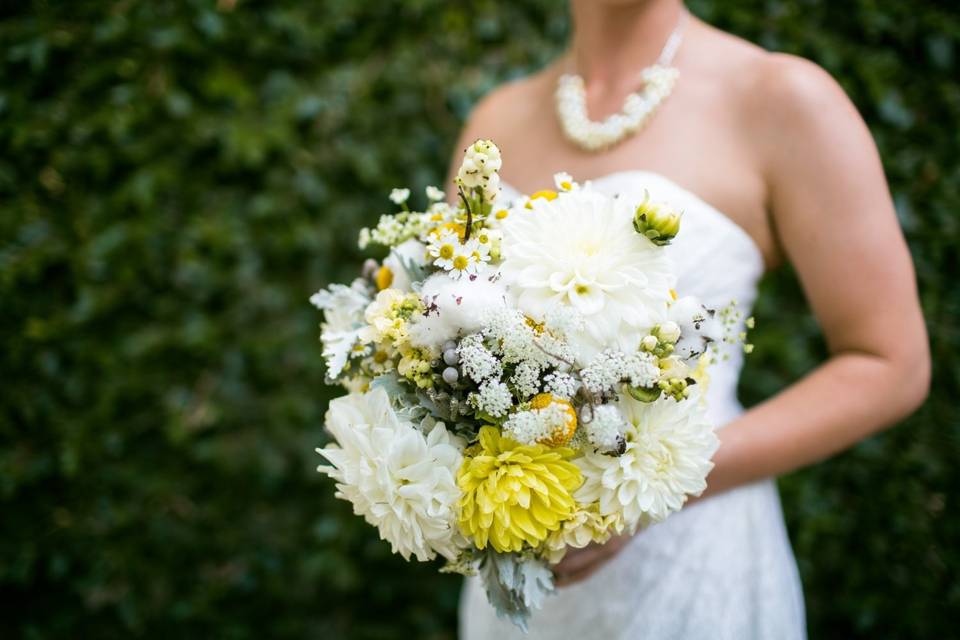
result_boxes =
[529,393,578,447]
[374,265,394,290]
[457,426,583,553]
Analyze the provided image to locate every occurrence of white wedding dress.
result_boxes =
[460,171,807,640]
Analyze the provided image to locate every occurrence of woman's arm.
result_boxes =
[553,55,930,586]
[705,55,930,495]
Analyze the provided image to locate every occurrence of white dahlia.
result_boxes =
[575,390,719,531]
[499,189,675,361]
[316,388,466,561]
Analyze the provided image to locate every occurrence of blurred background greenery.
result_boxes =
[1,0,958,638]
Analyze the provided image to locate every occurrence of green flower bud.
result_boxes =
[654,321,681,344]
[633,190,682,246]
[640,335,659,352]
[627,385,662,403]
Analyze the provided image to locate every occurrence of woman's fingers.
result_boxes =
[552,536,630,587]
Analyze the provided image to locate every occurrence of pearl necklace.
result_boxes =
[556,10,688,152]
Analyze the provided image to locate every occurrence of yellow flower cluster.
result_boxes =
[397,344,437,389]
[361,289,423,347]
[542,503,625,564]
[457,426,583,553]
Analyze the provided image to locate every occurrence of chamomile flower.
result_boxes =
[427,228,462,271]
[553,172,578,192]
[425,185,445,202]
[389,188,411,205]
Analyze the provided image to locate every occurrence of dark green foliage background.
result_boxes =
[1,1,957,638]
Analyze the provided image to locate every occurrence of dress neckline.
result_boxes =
[499,169,766,271]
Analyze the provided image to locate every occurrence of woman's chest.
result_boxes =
[494,88,780,267]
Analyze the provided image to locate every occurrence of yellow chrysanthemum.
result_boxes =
[457,426,583,553]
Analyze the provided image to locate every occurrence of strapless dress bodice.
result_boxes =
[461,171,806,640]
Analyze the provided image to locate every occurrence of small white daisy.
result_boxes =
[389,188,411,205]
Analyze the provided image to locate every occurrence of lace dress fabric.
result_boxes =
[459,172,807,640]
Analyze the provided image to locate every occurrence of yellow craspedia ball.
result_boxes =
[457,426,583,553]
[529,393,578,447]
[374,265,394,290]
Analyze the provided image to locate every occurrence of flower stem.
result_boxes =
[458,185,473,243]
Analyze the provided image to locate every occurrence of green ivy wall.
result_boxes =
[1,1,957,638]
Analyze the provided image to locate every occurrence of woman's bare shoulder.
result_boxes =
[693,20,848,113]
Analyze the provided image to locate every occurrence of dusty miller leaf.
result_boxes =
[478,550,555,633]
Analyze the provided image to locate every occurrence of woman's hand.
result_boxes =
[551,534,632,588]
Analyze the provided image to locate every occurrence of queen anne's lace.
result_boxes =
[502,403,576,446]
[470,379,513,418]
[543,371,580,400]
[510,361,542,400]
[582,404,627,452]
[581,349,659,396]
[458,334,501,383]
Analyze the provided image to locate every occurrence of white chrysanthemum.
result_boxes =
[575,391,719,531]
[316,388,466,562]
[310,278,373,379]
[408,271,508,349]
[499,189,676,361]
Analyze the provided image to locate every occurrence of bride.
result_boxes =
[450,1,930,638]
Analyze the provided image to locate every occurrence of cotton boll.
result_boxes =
[668,296,721,361]
[408,270,509,349]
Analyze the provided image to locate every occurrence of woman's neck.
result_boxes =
[568,0,686,94]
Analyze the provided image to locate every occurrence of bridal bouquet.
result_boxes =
[312,140,749,630]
